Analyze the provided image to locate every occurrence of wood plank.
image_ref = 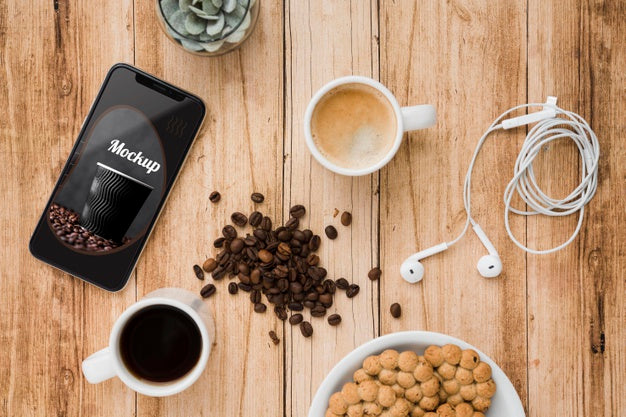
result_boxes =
[283,1,379,416]
[527,0,626,415]
[379,0,529,410]
[133,0,285,416]
[0,0,136,416]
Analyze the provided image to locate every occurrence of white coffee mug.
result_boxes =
[304,75,436,176]
[81,288,214,397]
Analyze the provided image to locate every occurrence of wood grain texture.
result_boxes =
[133,0,284,416]
[527,0,626,416]
[0,0,136,416]
[283,1,379,416]
[379,0,529,409]
[0,0,624,416]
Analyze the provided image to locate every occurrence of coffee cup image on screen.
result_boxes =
[48,106,165,253]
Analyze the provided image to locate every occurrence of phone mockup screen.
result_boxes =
[29,64,205,291]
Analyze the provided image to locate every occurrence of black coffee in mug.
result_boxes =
[119,305,202,382]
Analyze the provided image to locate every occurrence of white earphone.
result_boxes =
[401,97,599,283]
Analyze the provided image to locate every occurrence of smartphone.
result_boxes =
[29,63,206,292]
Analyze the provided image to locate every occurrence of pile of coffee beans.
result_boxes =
[48,203,124,252]
[198,198,362,339]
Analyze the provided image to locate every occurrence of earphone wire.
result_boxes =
[446,102,600,254]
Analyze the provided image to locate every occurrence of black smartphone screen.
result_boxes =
[29,64,205,291]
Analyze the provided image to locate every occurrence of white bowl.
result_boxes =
[308,331,525,417]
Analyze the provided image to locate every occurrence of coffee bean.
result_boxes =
[200,283,216,298]
[335,278,349,290]
[285,217,299,230]
[228,282,239,294]
[274,306,287,321]
[213,237,225,248]
[230,238,244,254]
[309,235,321,251]
[289,313,303,325]
[202,258,217,273]
[328,314,342,326]
[288,302,304,311]
[299,321,313,337]
[324,225,338,240]
[306,253,320,266]
[346,284,360,298]
[251,290,261,304]
[390,302,402,318]
[222,225,237,239]
[253,229,267,241]
[254,303,267,313]
[212,266,227,280]
[277,242,291,257]
[269,330,280,345]
[251,192,265,203]
[209,191,221,203]
[277,229,292,242]
[238,282,252,292]
[231,212,248,227]
[258,249,273,263]
[193,264,204,280]
[368,267,381,281]
[260,216,272,231]
[249,211,263,227]
[311,305,326,317]
[289,204,306,218]
[340,211,352,226]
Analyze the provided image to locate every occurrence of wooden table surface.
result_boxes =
[1,0,624,416]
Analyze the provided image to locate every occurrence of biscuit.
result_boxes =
[364,356,383,376]
[455,367,473,385]
[378,385,397,408]
[446,393,463,406]
[363,401,382,415]
[459,384,476,401]
[423,346,444,368]
[358,380,379,402]
[475,380,496,398]
[443,378,460,395]
[441,345,462,365]
[459,350,480,370]
[413,357,434,382]
[410,406,425,417]
[471,396,490,412]
[405,385,423,403]
[454,402,474,417]
[397,371,417,389]
[379,369,398,385]
[418,395,439,411]
[379,349,400,370]
[472,363,491,383]
[342,382,361,405]
[391,383,406,398]
[347,403,364,417]
[437,363,457,380]
[420,377,440,397]
[325,410,342,417]
[329,392,348,414]
[389,398,411,416]
[354,368,374,383]
[435,404,455,417]
[398,351,419,372]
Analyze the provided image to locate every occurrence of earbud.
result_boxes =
[472,223,502,278]
[400,243,448,283]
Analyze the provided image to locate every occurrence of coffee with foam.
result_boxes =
[310,83,397,171]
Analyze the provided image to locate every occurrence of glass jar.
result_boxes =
[156,0,259,56]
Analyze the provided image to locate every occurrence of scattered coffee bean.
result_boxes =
[335,278,349,290]
[324,225,338,240]
[251,192,265,203]
[209,191,221,203]
[269,330,280,345]
[340,211,352,226]
[202,258,217,273]
[228,282,239,294]
[368,267,381,281]
[254,302,267,313]
[390,302,402,318]
[285,217,299,230]
[200,283,216,298]
[249,211,263,227]
[213,237,225,248]
[222,225,237,239]
[346,284,360,298]
[193,264,204,280]
[289,204,306,218]
[251,290,261,304]
[289,313,303,325]
[288,301,304,311]
[311,305,326,317]
[231,212,248,227]
[260,216,272,231]
[300,321,313,337]
[274,306,288,321]
[327,314,342,326]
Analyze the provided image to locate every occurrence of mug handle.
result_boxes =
[82,347,117,384]
[401,105,436,131]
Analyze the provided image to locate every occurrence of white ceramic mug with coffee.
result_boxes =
[81,288,214,397]
[304,76,436,176]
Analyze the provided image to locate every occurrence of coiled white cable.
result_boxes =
[447,98,600,254]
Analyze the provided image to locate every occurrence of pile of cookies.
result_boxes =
[325,345,496,417]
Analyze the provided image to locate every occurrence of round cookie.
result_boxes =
[436,404,456,417]
[471,396,490,412]
[347,403,364,417]
[420,376,440,397]
[358,379,379,402]
[418,395,438,411]
[472,363,491,383]
[446,393,463,407]
[379,368,398,385]
[354,368,373,383]
[476,380,496,398]
[442,378,460,395]
[363,401,382,416]
[455,367,473,385]
[325,410,342,417]
[342,382,361,405]
[398,351,419,372]
[328,391,348,414]
[459,349,480,370]
[454,402,474,417]
[405,384,423,403]
[379,349,400,370]
[364,355,383,376]
[389,397,411,417]
[397,371,417,389]
[441,344,462,365]
[410,406,425,417]
[437,363,457,380]
[459,384,477,401]
[424,345,444,368]
[378,385,397,408]
[413,357,434,382]
[392,383,406,398]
